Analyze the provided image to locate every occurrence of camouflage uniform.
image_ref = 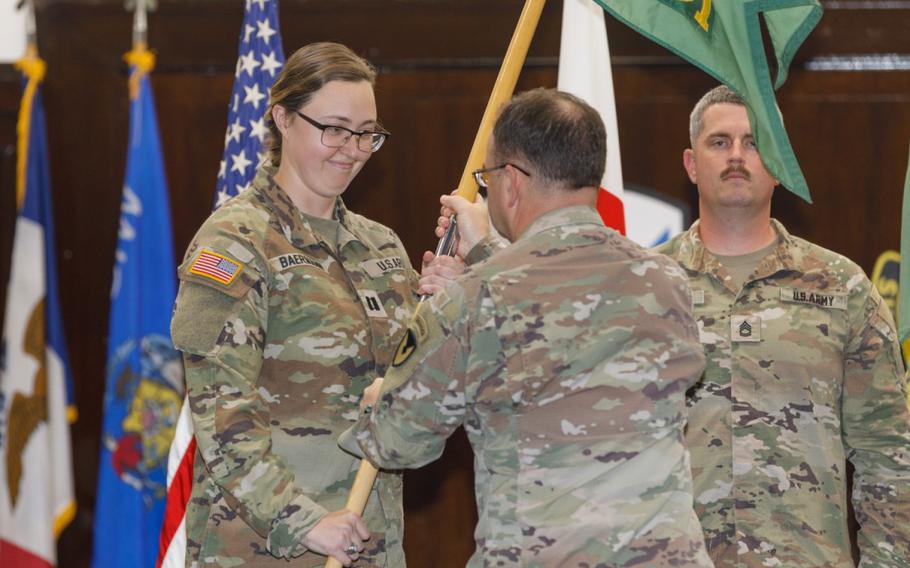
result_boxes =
[171,166,415,567]
[658,219,910,568]
[341,206,713,567]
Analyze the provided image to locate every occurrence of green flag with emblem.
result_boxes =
[898,142,910,343]
[594,0,822,203]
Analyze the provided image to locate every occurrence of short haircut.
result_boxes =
[689,85,745,145]
[493,88,606,189]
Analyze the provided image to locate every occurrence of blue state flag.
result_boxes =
[91,49,183,568]
[214,0,285,207]
[1,50,76,568]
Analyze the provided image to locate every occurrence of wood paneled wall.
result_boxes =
[1,1,908,566]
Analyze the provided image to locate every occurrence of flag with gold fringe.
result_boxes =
[91,44,183,568]
[595,0,822,203]
[0,46,76,568]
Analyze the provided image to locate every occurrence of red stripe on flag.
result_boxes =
[0,539,54,568]
[155,437,196,568]
[597,188,626,235]
[194,255,235,278]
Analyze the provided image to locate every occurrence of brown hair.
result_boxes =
[493,88,606,190]
[689,85,745,146]
[265,42,376,166]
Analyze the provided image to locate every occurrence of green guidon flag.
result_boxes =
[595,0,823,203]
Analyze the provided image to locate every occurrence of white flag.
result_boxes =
[558,0,626,233]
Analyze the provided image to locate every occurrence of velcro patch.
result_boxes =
[358,290,388,318]
[189,250,243,285]
[871,311,897,343]
[391,312,429,368]
[731,315,761,342]
[392,329,417,367]
[270,253,323,272]
[412,311,429,343]
[780,287,847,310]
[692,288,705,306]
[360,256,405,278]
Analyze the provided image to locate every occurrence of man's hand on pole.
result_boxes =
[435,193,491,258]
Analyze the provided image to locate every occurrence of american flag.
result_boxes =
[189,251,242,284]
[214,0,285,208]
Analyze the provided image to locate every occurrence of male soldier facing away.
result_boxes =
[340,88,714,567]
[657,85,910,567]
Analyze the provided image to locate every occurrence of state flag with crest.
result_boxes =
[91,46,183,568]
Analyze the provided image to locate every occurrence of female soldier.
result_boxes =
[171,42,413,567]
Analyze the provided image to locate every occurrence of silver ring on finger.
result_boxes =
[345,544,359,555]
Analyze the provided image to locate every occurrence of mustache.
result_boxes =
[721,166,751,181]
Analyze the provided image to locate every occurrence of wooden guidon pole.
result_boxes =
[325,2,546,567]
[451,0,547,202]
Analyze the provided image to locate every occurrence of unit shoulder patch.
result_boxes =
[391,329,417,368]
[391,311,430,368]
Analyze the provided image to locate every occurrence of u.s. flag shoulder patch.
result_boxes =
[189,249,243,285]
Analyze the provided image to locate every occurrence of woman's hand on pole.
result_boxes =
[302,509,370,567]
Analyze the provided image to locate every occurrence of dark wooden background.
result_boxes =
[1,1,909,566]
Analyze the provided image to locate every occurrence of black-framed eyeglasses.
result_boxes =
[295,111,390,153]
[471,163,531,188]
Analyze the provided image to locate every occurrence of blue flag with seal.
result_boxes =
[91,46,183,568]
[1,47,76,568]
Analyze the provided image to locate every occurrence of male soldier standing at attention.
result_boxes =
[657,85,910,567]
[341,88,714,567]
